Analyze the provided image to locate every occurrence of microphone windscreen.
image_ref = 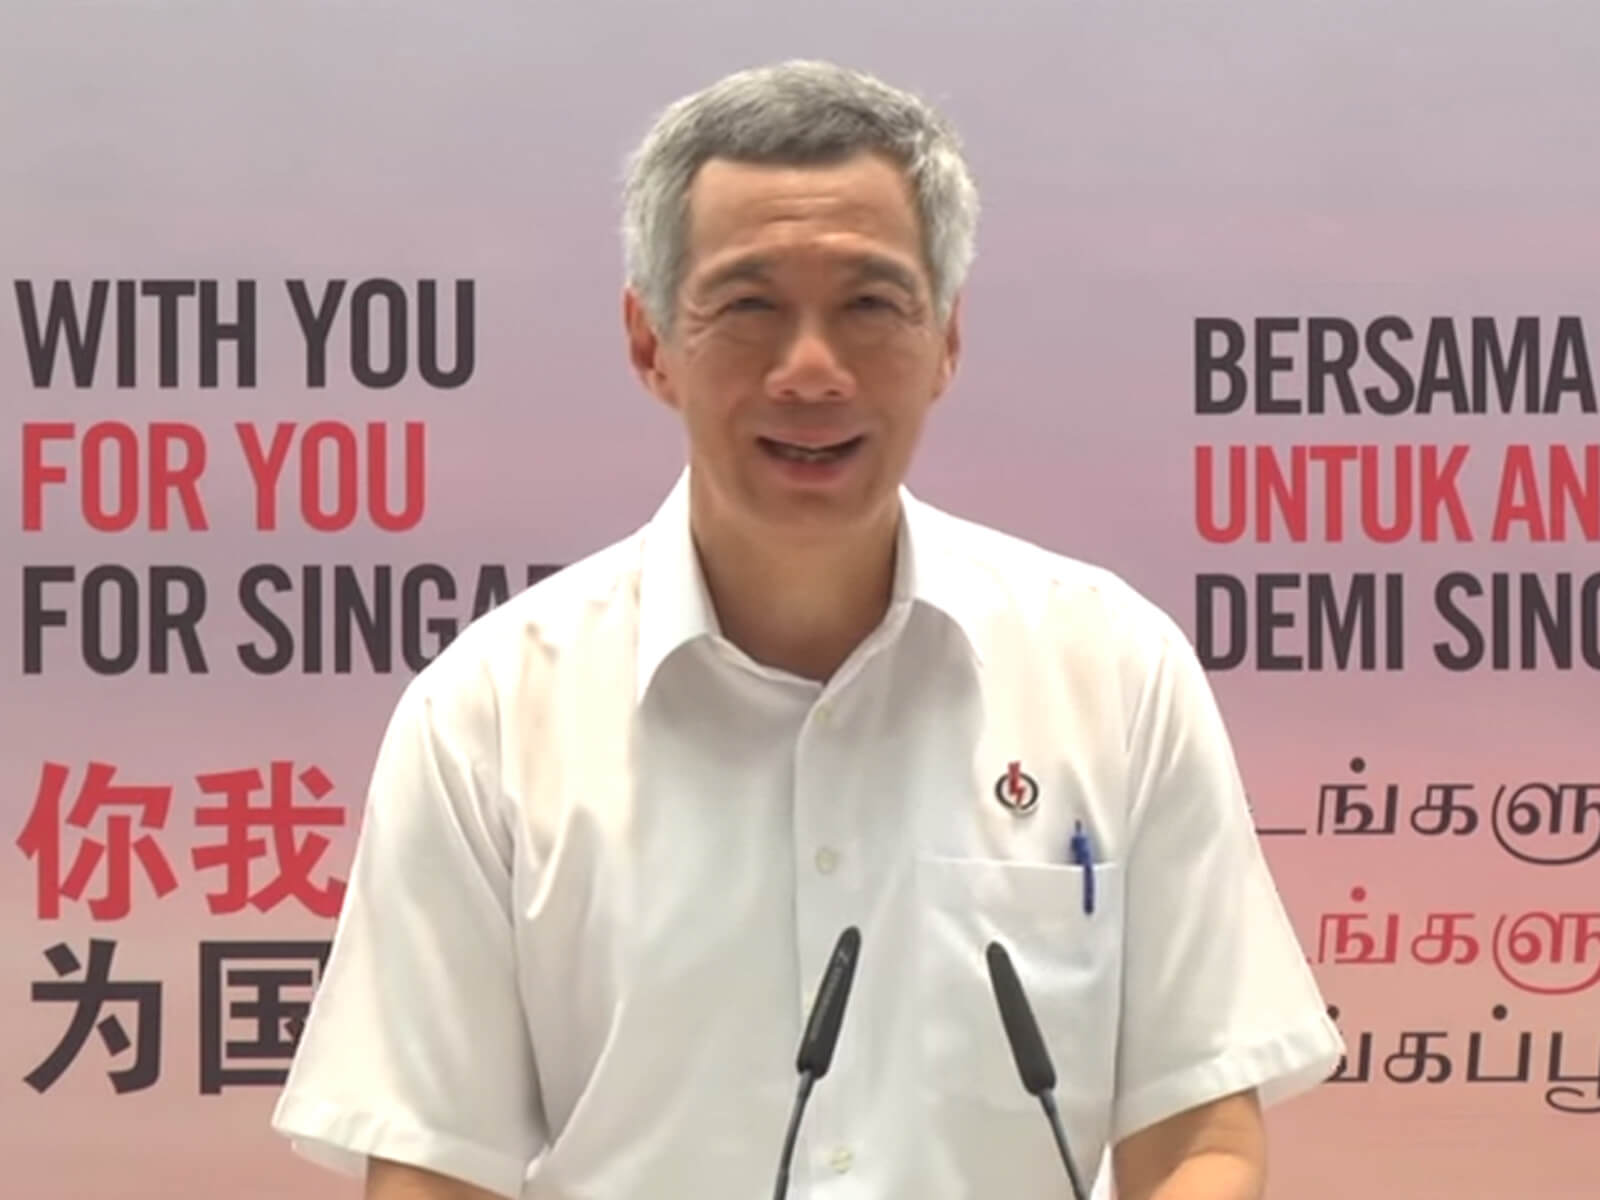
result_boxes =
[986,940,1057,1094]
[796,926,862,1078]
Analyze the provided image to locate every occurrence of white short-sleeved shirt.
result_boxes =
[270,470,1343,1199]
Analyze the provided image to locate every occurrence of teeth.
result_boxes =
[770,440,851,463]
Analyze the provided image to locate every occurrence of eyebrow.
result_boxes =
[694,257,775,295]
[845,255,922,297]
[691,252,924,299]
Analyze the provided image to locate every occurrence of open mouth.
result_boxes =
[757,436,866,464]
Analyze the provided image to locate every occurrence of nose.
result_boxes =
[765,317,855,402]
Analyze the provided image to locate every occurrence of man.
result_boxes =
[271,59,1343,1200]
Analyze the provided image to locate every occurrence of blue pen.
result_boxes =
[1070,820,1095,915]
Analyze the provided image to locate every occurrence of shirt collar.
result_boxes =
[636,471,723,703]
[635,469,986,703]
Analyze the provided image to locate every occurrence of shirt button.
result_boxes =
[829,1147,854,1173]
[815,703,833,726]
[815,847,839,875]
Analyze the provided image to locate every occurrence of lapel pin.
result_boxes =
[994,760,1039,815]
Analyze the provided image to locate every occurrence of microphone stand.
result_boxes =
[1038,1089,1090,1200]
[772,1071,815,1200]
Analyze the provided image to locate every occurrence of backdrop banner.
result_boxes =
[3,2,1595,1197]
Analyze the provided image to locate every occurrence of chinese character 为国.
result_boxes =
[26,939,162,1094]
[198,940,330,1094]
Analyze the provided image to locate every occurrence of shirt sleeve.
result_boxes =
[270,662,546,1198]
[1111,607,1344,1143]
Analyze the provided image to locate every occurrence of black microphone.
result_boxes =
[985,940,1090,1200]
[773,925,862,1200]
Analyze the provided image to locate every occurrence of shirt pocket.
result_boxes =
[916,853,1124,1129]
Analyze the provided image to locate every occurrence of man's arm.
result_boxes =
[366,1157,508,1200]
[1107,606,1341,1198]
[270,668,546,1194]
[1111,1088,1265,1200]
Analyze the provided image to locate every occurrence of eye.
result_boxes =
[848,294,899,313]
[723,296,775,314]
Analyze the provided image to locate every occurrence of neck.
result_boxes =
[691,500,900,683]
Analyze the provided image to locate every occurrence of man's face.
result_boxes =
[627,151,960,544]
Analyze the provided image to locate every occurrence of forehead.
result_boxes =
[683,153,925,279]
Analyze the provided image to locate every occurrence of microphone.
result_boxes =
[773,925,862,1200]
[985,940,1090,1200]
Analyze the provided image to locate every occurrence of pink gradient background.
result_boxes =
[3,1,1597,1196]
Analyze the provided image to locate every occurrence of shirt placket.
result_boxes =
[790,675,870,1198]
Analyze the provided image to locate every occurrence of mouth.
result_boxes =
[757,435,866,465]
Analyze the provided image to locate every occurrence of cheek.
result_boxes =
[853,342,945,401]
[694,340,772,383]
[667,348,759,429]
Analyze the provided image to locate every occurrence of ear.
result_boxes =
[623,287,678,410]
[933,292,963,398]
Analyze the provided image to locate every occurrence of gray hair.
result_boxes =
[620,59,980,336]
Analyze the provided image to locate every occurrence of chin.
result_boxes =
[751,484,892,531]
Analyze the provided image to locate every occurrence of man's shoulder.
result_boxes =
[929,503,1133,594]
[403,527,646,702]
[918,500,1186,654]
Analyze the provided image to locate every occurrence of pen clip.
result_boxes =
[1070,821,1095,915]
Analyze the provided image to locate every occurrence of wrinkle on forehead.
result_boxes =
[686,155,924,267]
[692,247,922,298]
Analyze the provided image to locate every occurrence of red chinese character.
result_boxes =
[191,761,347,917]
[14,762,180,920]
